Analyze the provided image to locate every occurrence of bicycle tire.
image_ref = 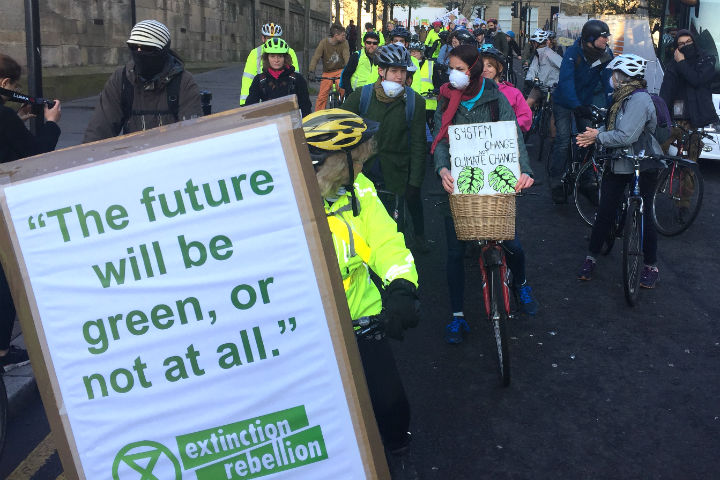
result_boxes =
[574,157,603,226]
[0,374,7,458]
[652,163,704,236]
[489,265,511,387]
[623,199,644,306]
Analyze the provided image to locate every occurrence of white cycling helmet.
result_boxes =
[606,53,647,78]
[529,29,550,44]
[261,23,283,37]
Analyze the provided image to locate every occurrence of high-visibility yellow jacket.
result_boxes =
[240,44,299,105]
[424,29,441,59]
[411,59,436,111]
[325,173,417,320]
[350,50,379,90]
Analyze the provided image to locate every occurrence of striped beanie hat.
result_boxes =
[127,20,171,49]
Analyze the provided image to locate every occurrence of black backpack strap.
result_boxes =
[166,71,182,121]
[120,66,134,134]
[288,73,296,95]
[489,98,499,122]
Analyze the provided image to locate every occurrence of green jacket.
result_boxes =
[432,79,532,177]
[325,174,418,320]
[342,84,427,195]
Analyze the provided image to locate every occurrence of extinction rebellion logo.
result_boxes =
[112,405,328,479]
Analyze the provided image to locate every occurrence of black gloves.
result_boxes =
[574,105,593,119]
[384,279,420,340]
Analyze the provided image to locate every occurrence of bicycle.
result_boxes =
[523,78,554,164]
[574,152,609,227]
[652,123,710,236]
[557,105,606,209]
[599,152,656,306]
[476,239,512,386]
[318,76,343,109]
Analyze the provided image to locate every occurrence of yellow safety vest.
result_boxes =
[424,29,441,59]
[411,59,436,111]
[350,51,379,89]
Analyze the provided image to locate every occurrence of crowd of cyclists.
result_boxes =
[1,14,718,479]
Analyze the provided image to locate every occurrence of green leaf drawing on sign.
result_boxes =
[457,166,484,194]
[488,165,517,193]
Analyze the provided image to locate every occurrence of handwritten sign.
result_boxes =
[449,121,521,195]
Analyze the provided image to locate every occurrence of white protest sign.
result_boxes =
[2,121,370,479]
[449,121,521,195]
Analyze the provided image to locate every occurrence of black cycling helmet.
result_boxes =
[389,27,411,42]
[438,30,451,43]
[375,44,411,68]
[473,28,487,38]
[581,20,610,43]
[454,29,476,46]
[479,45,506,68]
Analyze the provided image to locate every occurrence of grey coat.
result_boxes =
[597,91,664,174]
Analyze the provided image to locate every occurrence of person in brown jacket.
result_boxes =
[83,20,202,143]
[308,24,350,111]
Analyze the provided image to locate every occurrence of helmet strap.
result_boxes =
[345,151,359,216]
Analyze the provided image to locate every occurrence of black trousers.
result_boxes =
[0,266,16,350]
[356,337,411,451]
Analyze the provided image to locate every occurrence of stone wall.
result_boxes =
[0,0,331,74]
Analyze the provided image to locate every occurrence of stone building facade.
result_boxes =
[1,0,331,73]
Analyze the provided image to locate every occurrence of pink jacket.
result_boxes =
[498,81,532,133]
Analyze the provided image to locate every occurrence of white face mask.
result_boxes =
[381,79,405,97]
[449,68,470,89]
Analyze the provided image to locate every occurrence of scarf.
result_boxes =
[373,79,398,104]
[581,42,604,63]
[430,77,485,154]
[607,78,646,131]
[266,67,286,79]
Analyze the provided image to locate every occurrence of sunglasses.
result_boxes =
[365,41,379,45]
[677,39,693,48]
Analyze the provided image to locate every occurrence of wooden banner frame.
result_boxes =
[0,97,389,479]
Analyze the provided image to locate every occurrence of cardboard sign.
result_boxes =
[449,121,521,195]
[0,98,387,479]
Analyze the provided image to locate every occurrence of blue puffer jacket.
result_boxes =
[553,38,613,110]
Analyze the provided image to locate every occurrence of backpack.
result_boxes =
[631,89,671,144]
[120,66,182,134]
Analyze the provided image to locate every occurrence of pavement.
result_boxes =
[8,62,317,413]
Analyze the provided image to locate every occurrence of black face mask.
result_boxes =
[131,49,169,80]
[680,44,698,59]
[488,27,496,33]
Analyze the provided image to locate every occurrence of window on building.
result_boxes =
[498,6,511,32]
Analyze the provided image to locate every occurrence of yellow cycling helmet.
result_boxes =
[263,37,289,54]
[303,109,378,161]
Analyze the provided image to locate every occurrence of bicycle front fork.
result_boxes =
[478,244,511,318]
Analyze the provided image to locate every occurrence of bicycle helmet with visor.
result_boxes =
[263,37,289,54]
[606,53,647,78]
[479,44,505,64]
[303,109,380,215]
[581,20,610,43]
[261,23,283,37]
[375,44,411,68]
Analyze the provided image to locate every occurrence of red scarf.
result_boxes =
[430,77,485,154]
[266,67,286,79]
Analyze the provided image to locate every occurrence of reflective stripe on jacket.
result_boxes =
[351,50,379,89]
[325,174,418,320]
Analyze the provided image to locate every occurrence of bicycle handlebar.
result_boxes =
[318,76,341,81]
[670,122,716,140]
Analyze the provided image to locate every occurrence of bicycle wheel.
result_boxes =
[652,162,704,236]
[574,157,603,226]
[0,375,7,458]
[489,265,511,387]
[623,199,644,306]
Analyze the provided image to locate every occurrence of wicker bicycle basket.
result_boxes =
[449,193,516,240]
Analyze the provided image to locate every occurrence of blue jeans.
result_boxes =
[549,103,589,181]
[444,216,526,313]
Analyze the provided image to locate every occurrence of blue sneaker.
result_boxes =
[445,316,470,344]
[516,284,538,315]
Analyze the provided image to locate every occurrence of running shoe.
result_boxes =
[516,284,538,315]
[578,258,595,281]
[640,265,659,289]
[444,316,470,344]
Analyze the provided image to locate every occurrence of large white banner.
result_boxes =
[4,124,365,479]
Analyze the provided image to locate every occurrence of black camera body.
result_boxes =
[0,86,55,115]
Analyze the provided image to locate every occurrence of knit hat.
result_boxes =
[674,29,694,48]
[127,20,171,49]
